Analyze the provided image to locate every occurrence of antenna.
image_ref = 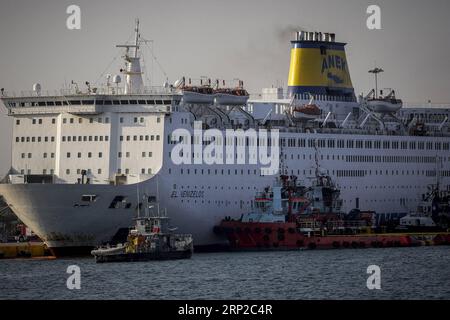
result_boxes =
[368,67,384,99]
[134,18,140,58]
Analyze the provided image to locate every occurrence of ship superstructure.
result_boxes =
[0,23,449,255]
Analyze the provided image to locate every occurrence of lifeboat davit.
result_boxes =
[293,103,321,120]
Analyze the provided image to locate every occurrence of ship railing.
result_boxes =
[0,86,176,98]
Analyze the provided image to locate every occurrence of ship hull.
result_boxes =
[217,221,450,250]
[93,250,192,263]
[0,177,232,256]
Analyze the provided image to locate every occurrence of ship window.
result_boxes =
[155,100,163,105]
[120,100,128,105]
[104,100,112,105]
[129,100,137,105]
[134,117,138,123]
[146,100,155,104]
[62,101,68,106]
[70,118,74,124]
[47,101,55,106]
[163,100,171,104]
[108,196,129,209]
[81,195,97,202]
[52,118,56,124]
[69,100,81,105]
[32,119,36,124]
[38,102,46,106]
[96,100,104,105]
[16,120,20,125]
[113,100,120,105]
[140,117,144,123]
[138,100,146,104]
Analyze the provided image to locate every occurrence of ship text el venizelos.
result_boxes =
[0,22,449,256]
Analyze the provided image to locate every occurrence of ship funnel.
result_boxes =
[287,31,355,101]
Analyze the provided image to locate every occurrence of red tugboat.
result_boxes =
[215,174,450,250]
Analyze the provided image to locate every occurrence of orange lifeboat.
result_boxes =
[293,103,321,120]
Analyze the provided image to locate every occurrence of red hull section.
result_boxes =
[218,221,450,250]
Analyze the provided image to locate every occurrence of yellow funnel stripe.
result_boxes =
[288,48,354,88]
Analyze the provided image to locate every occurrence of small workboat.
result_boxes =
[366,89,403,113]
[293,103,321,120]
[91,213,193,263]
[175,77,215,104]
[214,80,249,105]
[292,95,322,121]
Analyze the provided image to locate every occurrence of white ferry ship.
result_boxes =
[0,21,449,256]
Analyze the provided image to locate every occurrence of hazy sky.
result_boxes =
[1,0,450,175]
